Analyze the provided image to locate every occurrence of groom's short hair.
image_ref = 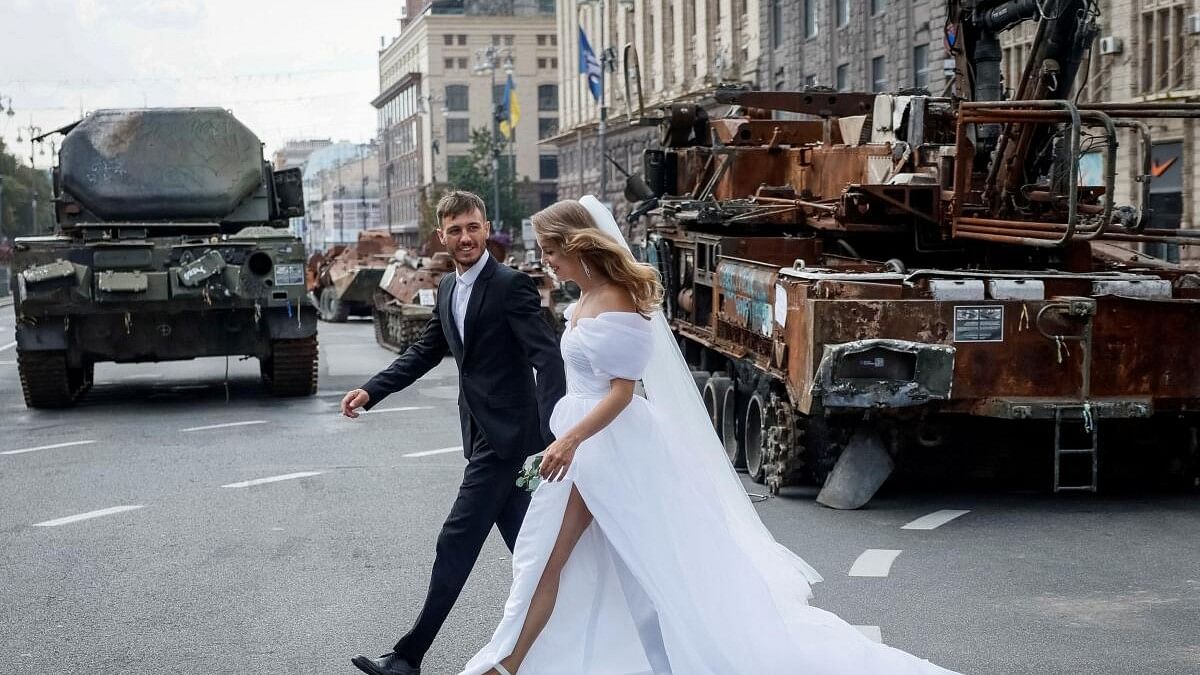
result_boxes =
[436,191,487,226]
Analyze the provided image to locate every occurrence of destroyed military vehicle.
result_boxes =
[9,107,318,408]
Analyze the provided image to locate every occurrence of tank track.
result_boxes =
[373,303,430,354]
[18,350,92,409]
[262,335,319,397]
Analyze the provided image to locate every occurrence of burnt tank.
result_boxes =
[625,0,1200,507]
[9,108,318,407]
[308,230,398,322]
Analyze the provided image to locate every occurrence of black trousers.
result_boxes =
[394,414,532,665]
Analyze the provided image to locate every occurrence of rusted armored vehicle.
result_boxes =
[628,0,1200,507]
[9,108,317,408]
[372,248,456,353]
[308,229,398,322]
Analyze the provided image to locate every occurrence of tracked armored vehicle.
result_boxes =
[9,108,318,408]
[308,230,398,322]
[625,0,1200,507]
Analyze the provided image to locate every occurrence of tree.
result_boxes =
[443,127,528,241]
[0,138,54,241]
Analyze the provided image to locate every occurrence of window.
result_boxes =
[538,0,555,13]
[505,34,514,46]
[457,34,467,45]
[771,0,783,48]
[804,74,817,88]
[836,64,849,92]
[551,57,558,69]
[538,57,548,69]
[493,83,507,107]
[1140,6,1187,93]
[494,34,514,46]
[871,0,885,15]
[913,44,928,89]
[444,34,454,46]
[538,117,559,140]
[539,155,559,180]
[551,34,557,46]
[446,119,470,143]
[538,84,558,111]
[444,58,454,70]
[537,34,547,46]
[445,84,469,111]
[871,56,886,92]
[804,0,818,38]
[836,0,849,28]
[457,57,468,69]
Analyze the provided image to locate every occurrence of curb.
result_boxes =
[0,297,13,309]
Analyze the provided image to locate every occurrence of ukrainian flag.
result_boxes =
[499,73,520,140]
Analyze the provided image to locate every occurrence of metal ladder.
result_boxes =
[1054,405,1099,492]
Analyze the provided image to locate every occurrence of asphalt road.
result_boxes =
[0,316,1196,675]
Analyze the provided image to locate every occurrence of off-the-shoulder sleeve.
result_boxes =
[573,313,653,381]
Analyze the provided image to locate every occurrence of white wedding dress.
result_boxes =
[458,301,962,675]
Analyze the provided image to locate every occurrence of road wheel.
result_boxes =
[690,370,709,393]
[261,335,319,397]
[744,391,769,483]
[319,287,348,323]
[720,383,745,469]
[17,350,78,409]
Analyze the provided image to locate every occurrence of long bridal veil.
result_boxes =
[577,195,824,607]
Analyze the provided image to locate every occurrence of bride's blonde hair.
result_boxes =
[532,200,663,316]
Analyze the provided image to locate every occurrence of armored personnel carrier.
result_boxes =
[308,229,398,322]
[625,0,1200,507]
[9,108,318,408]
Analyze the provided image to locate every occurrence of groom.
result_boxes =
[342,191,566,675]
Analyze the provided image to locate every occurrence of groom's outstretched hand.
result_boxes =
[341,389,370,418]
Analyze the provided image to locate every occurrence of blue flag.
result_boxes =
[578,26,602,102]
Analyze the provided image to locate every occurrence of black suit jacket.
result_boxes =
[362,255,567,459]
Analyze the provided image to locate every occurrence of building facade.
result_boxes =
[272,139,333,172]
[309,147,382,251]
[1001,0,1199,261]
[299,142,377,252]
[551,0,764,220]
[374,0,560,243]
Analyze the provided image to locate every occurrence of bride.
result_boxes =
[460,197,960,675]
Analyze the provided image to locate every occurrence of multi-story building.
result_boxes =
[272,139,333,172]
[1001,0,1199,261]
[310,146,382,251]
[550,0,764,221]
[299,142,376,251]
[374,0,560,244]
[760,0,947,95]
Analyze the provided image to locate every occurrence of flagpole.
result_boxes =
[598,0,608,205]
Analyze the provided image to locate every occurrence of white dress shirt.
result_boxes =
[452,249,490,342]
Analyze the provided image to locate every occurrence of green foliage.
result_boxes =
[0,138,54,241]
[443,127,528,237]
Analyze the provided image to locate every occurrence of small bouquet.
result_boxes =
[516,455,543,492]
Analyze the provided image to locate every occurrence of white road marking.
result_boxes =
[0,341,16,352]
[901,509,971,530]
[1,440,97,456]
[0,359,15,365]
[221,471,323,488]
[853,625,883,643]
[848,549,902,577]
[181,420,267,432]
[403,445,463,458]
[33,505,145,527]
[360,406,434,415]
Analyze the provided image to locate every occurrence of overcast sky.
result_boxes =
[0,0,400,169]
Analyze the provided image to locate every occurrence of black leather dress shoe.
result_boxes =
[350,652,420,675]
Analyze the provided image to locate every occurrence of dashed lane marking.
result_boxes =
[0,359,15,365]
[181,420,268,432]
[853,625,883,643]
[403,446,464,458]
[33,505,146,527]
[360,406,435,415]
[221,471,323,488]
[0,341,16,352]
[901,509,971,530]
[848,549,902,577]
[1,440,97,456]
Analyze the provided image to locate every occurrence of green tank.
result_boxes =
[9,107,318,408]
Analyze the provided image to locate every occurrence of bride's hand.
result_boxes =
[539,436,579,481]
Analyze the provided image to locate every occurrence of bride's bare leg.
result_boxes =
[485,484,593,675]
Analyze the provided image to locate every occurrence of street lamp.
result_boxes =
[18,123,43,232]
[474,44,514,234]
